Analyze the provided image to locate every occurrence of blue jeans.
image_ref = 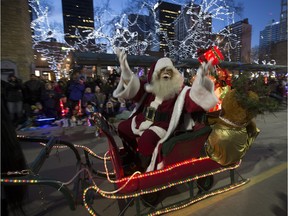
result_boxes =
[7,101,23,123]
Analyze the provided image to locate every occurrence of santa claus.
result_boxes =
[113,48,218,172]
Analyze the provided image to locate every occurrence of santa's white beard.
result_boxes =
[145,73,183,100]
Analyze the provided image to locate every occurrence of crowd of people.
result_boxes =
[1,69,287,131]
[1,70,134,130]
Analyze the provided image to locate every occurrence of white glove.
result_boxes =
[115,48,132,82]
[198,60,214,78]
[197,60,215,91]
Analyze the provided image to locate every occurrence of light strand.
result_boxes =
[82,161,242,215]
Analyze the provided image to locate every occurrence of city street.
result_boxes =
[15,109,287,216]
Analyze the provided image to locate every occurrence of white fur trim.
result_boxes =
[131,116,153,136]
[131,119,166,139]
[181,113,195,130]
[145,83,153,92]
[113,74,140,99]
[137,120,153,134]
[154,57,174,73]
[131,97,163,136]
[157,161,164,170]
[151,97,162,107]
[149,126,167,139]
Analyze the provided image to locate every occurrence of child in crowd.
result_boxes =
[94,85,106,113]
[31,102,45,119]
[82,87,98,112]
[70,104,84,126]
[85,101,97,116]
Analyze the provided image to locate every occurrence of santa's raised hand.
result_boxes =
[196,60,215,91]
[115,48,132,84]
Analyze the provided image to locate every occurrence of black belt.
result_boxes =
[143,106,169,122]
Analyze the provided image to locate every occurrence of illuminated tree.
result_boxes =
[29,0,244,73]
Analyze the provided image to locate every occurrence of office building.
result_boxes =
[62,0,95,46]
[279,0,287,42]
[154,1,181,52]
[258,0,287,64]
[259,20,287,64]
[259,21,280,48]
[222,18,252,63]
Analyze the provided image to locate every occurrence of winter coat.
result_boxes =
[6,79,23,102]
[82,93,98,107]
[68,81,85,101]
[23,79,44,104]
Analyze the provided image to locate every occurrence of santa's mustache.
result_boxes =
[146,70,183,100]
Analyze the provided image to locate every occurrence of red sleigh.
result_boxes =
[82,113,250,215]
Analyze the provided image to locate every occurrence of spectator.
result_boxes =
[109,96,120,113]
[84,77,97,94]
[5,74,24,126]
[70,104,84,126]
[93,75,104,89]
[30,102,45,119]
[54,80,66,98]
[23,74,45,106]
[41,82,58,118]
[276,80,286,99]
[94,85,106,113]
[102,79,115,99]
[85,101,97,116]
[68,76,85,113]
[82,87,98,110]
[65,72,78,97]
[117,98,128,114]
[103,99,115,121]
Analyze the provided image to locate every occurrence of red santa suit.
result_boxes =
[113,56,218,172]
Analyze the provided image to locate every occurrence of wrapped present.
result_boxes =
[198,46,224,66]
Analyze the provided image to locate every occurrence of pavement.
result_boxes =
[11,109,288,216]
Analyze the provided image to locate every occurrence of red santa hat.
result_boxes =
[147,57,175,83]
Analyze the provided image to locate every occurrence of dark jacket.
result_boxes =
[23,79,45,104]
[68,80,85,101]
[5,79,23,102]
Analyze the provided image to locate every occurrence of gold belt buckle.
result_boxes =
[145,106,156,122]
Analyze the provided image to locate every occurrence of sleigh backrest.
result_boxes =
[161,123,212,166]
